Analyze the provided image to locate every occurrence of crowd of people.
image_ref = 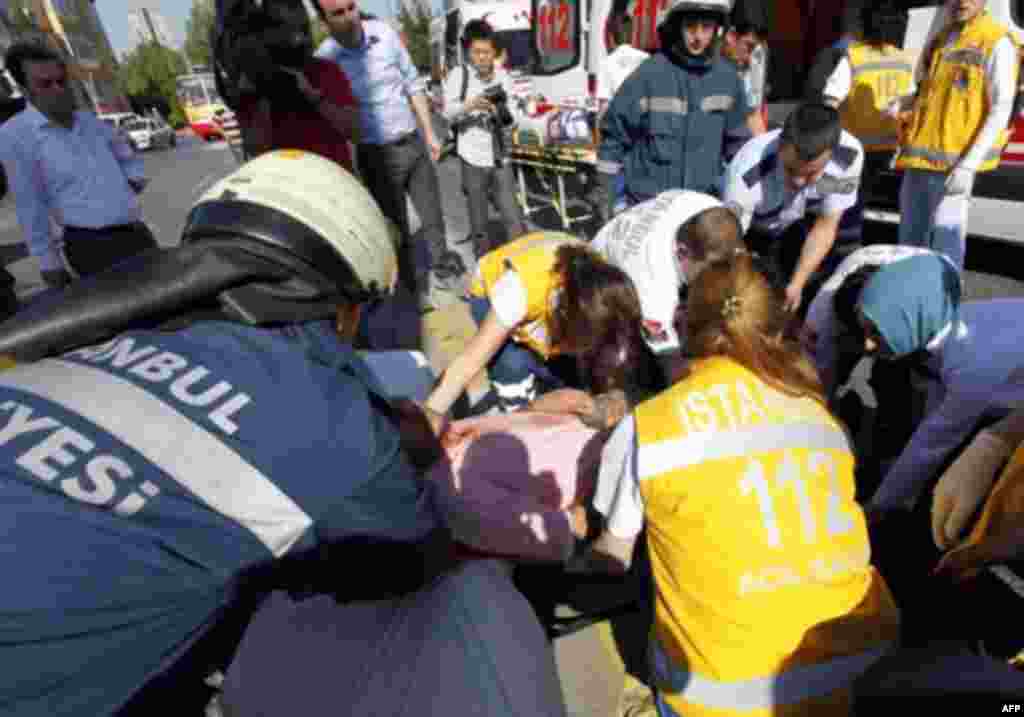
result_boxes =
[1,0,1024,715]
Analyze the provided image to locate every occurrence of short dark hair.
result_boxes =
[462,19,495,49]
[5,42,63,90]
[781,103,841,161]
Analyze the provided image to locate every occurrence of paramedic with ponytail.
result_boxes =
[574,252,899,716]
[426,232,649,421]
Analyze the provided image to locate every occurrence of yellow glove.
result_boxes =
[931,431,1012,550]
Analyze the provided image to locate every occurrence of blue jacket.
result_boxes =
[0,320,438,716]
[872,299,1024,511]
[597,51,750,203]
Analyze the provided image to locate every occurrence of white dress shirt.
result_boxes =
[0,105,145,271]
[442,64,520,168]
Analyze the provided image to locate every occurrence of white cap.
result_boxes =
[188,150,400,300]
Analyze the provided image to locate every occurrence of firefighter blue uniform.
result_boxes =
[597,51,750,206]
[0,319,438,717]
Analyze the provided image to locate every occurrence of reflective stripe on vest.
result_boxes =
[842,43,913,152]
[639,97,688,115]
[850,59,914,78]
[897,12,1017,173]
[650,638,891,710]
[899,145,1002,165]
[0,359,314,557]
[637,421,851,481]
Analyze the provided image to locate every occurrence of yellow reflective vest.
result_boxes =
[634,357,899,717]
[468,232,584,359]
[898,11,1018,173]
[841,42,914,152]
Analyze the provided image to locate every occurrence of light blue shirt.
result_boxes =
[0,105,145,271]
[315,19,426,146]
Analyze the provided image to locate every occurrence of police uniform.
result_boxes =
[593,356,899,717]
[468,232,585,408]
[0,320,438,716]
[591,190,721,357]
[896,10,1019,271]
[723,128,864,292]
[598,51,750,207]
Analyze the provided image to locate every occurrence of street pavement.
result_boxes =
[4,134,1024,715]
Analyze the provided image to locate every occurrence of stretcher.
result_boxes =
[506,139,598,233]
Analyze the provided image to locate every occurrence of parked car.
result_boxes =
[98,112,139,132]
[123,116,177,151]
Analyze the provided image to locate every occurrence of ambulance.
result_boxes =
[525,0,1024,246]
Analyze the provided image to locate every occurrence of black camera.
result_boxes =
[482,85,514,128]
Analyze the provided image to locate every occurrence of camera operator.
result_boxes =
[442,20,526,259]
[229,0,360,170]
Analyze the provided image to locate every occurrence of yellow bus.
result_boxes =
[175,71,228,142]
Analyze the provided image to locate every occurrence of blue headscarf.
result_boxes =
[857,254,962,358]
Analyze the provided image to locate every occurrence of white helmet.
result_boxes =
[656,0,732,29]
[184,150,399,302]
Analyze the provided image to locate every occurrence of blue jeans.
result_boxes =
[897,168,968,272]
[468,296,564,410]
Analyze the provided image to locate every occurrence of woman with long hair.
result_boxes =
[426,232,654,426]
[575,252,899,716]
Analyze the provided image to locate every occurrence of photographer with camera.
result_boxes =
[442,20,527,259]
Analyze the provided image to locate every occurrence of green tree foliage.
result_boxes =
[184,0,217,69]
[397,0,432,73]
[119,42,188,127]
[6,0,39,34]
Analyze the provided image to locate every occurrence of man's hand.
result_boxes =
[783,280,805,313]
[931,430,1011,550]
[427,134,442,162]
[934,525,1024,583]
[527,388,595,416]
[41,268,71,290]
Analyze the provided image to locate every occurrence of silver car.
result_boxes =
[124,117,177,152]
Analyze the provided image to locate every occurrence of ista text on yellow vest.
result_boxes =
[634,357,899,716]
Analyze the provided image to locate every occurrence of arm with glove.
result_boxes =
[944,37,1018,195]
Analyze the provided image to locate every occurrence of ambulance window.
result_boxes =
[498,30,532,71]
[532,0,581,75]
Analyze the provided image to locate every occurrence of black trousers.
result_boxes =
[357,134,448,289]
[63,222,158,278]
